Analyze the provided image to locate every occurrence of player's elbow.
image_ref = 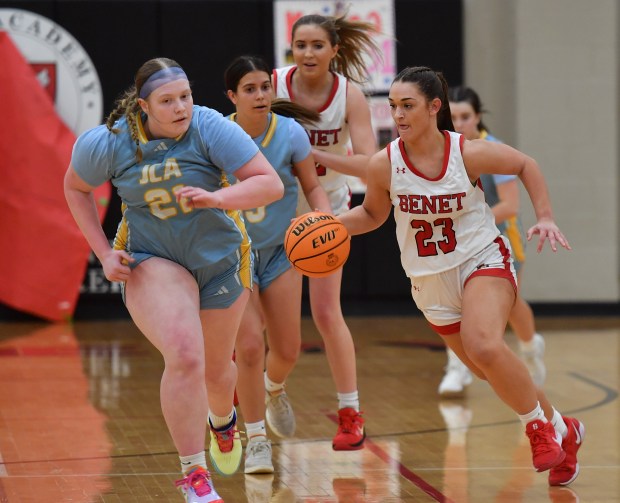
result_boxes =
[262,174,284,205]
[273,176,285,201]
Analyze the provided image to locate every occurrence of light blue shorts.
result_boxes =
[124,245,253,310]
[194,247,253,309]
[253,244,291,290]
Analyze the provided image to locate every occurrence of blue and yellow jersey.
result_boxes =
[71,105,259,272]
[228,112,311,250]
[479,130,526,264]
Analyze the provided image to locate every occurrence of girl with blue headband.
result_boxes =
[64,57,284,503]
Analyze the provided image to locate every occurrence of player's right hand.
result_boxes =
[101,249,134,282]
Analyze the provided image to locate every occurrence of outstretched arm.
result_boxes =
[338,149,392,236]
[463,139,570,252]
[518,156,571,252]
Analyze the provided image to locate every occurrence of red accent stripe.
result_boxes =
[285,66,296,100]
[272,69,278,94]
[495,236,511,270]
[364,439,456,503]
[429,320,461,336]
[318,71,340,113]
[399,131,451,181]
[326,413,455,503]
[464,238,517,292]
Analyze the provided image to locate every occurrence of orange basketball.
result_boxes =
[284,211,350,278]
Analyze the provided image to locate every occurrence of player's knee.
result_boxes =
[235,335,265,368]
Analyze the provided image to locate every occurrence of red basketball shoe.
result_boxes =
[332,408,365,451]
[526,419,565,472]
[549,417,585,486]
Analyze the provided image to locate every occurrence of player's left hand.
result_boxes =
[175,186,222,209]
[527,218,571,252]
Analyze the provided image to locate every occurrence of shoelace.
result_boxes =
[271,394,292,414]
[338,412,363,433]
[528,428,557,455]
[175,467,213,497]
[212,426,241,453]
[248,441,270,457]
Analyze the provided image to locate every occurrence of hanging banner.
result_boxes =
[0,9,108,321]
[274,0,396,93]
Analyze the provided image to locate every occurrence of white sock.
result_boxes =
[551,408,568,439]
[519,338,534,352]
[246,420,267,442]
[518,402,546,426]
[180,451,207,473]
[209,408,236,430]
[337,391,359,411]
[265,372,285,394]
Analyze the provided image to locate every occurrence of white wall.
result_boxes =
[464,0,619,302]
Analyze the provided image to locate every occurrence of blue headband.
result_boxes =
[139,67,188,99]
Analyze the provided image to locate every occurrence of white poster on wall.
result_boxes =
[274,0,395,93]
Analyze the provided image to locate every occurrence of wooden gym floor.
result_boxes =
[0,314,618,502]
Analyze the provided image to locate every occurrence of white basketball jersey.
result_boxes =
[389,131,499,277]
[273,65,350,192]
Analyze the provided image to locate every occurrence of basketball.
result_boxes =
[284,211,350,277]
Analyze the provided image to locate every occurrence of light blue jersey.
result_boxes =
[479,130,527,268]
[228,112,311,250]
[71,105,259,276]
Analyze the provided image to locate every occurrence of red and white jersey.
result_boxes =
[273,65,349,192]
[389,131,499,277]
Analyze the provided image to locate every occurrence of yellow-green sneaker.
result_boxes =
[209,418,242,476]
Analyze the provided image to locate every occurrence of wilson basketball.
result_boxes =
[284,211,350,278]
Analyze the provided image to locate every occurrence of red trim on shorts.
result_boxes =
[464,237,517,293]
[429,321,461,336]
[493,236,516,276]
[467,267,516,291]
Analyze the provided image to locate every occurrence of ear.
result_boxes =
[330,43,339,60]
[137,98,149,114]
[429,97,442,115]
[226,89,237,104]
